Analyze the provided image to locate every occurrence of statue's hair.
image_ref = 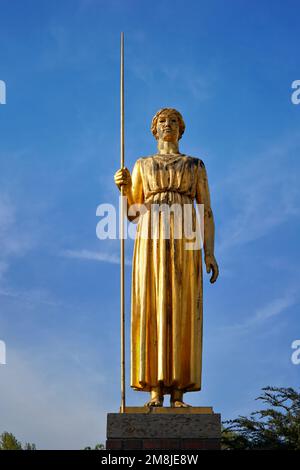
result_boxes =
[151,108,185,140]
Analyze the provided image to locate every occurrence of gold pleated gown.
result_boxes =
[130,154,210,394]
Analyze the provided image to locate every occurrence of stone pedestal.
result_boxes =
[106,407,221,450]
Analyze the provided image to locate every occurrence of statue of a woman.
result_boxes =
[114,108,219,407]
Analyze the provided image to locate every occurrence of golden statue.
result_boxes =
[114,108,219,408]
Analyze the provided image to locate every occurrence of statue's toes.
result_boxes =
[144,398,163,407]
[171,400,191,408]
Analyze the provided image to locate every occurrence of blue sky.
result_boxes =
[0,0,299,449]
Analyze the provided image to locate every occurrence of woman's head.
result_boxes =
[151,108,185,142]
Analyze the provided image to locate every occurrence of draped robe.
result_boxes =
[130,154,212,394]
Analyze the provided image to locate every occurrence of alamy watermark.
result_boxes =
[0,80,6,104]
[96,197,205,250]
[291,339,300,365]
[0,340,6,365]
[291,80,300,105]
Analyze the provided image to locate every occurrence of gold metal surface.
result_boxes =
[114,108,219,408]
[120,406,214,414]
[120,32,125,413]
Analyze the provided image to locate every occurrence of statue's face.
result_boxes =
[156,112,180,143]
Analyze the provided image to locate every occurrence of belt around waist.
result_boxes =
[145,189,193,203]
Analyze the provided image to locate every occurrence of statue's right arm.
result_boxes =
[114,159,144,222]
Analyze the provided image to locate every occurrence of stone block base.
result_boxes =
[106,407,221,451]
[106,438,220,450]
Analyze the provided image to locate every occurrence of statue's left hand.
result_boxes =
[204,254,219,284]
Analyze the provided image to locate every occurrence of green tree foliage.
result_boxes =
[222,387,300,450]
[0,432,36,450]
[23,442,36,450]
[84,443,105,450]
[0,432,22,450]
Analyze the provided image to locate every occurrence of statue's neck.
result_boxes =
[157,140,180,155]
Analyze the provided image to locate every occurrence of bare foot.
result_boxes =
[144,396,164,407]
[170,399,191,408]
[170,389,191,408]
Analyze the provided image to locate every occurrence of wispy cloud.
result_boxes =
[41,22,95,70]
[127,46,215,102]
[61,248,132,266]
[0,193,59,308]
[0,195,33,257]
[0,286,60,307]
[0,194,36,290]
[217,133,300,253]
[222,286,298,335]
[254,294,297,323]
[0,348,109,449]
[160,64,214,102]
[0,261,8,281]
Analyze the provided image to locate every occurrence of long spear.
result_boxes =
[120,32,126,413]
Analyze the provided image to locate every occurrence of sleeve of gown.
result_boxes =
[127,158,144,222]
[195,159,215,256]
[131,158,144,204]
[195,159,211,207]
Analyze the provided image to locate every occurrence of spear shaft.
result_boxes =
[120,32,126,414]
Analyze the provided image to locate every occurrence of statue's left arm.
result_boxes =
[195,159,219,283]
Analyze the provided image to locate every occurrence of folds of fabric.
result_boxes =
[130,155,205,393]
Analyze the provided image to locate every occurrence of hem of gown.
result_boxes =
[130,382,201,393]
